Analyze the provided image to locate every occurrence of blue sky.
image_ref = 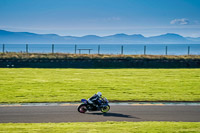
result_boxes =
[0,0,200,37]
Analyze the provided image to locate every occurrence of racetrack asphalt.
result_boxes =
[0,105,200,123]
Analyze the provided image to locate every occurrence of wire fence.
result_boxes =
[1,44,200,55]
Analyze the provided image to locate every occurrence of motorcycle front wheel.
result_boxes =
[78,104,87,113]
[101,105,110,113]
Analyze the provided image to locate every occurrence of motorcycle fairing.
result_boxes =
[81,99,87,104]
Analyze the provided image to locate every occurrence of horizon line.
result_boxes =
[0,29,200,38]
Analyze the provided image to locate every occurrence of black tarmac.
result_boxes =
[0,105,200,123]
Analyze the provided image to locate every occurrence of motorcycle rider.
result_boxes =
[88,92,102,108]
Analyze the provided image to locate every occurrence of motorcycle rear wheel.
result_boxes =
[78,104,87,113]
[101,105,110,113]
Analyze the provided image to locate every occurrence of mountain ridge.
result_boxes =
[0,29,200,44]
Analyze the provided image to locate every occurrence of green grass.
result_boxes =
[0,68,200,103]
[0,122,199,133]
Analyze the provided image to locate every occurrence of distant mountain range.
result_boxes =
[0,29,200,44]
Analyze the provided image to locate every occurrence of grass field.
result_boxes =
[0,68,199,103]
[0,122,199,133]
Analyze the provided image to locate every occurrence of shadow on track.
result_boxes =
[87,112,140,119]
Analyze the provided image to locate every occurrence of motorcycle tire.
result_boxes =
[78,104,87,113]
[101,105,110,113]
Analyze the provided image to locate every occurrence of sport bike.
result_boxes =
[77,97,110,113]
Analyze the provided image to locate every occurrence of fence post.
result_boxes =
[52,44,54,54]
[144,45,146,55]
[2,44,5,53]
[121,45,124,55]
[75,45,77,54]
[165,46,168,55]
[98,45,100,54]
[26,44,28,53]
[188,46,190,55]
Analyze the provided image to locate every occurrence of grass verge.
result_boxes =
[0,122,199,133]
[1,52,200,59]
[0,68,200,103]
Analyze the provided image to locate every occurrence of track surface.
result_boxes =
[0,105,200,123]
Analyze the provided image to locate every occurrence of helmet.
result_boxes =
[97,92,102,97]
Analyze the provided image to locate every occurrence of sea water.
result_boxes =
[1,44,200,55]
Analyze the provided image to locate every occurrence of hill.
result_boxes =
[0,29,200,44]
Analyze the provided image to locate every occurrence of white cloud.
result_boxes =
[170,18,189,25]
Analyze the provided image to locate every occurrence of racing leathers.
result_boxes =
[88,94,101,107]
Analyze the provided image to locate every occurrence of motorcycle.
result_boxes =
[77,97,110,113]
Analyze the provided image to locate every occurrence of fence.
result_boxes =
[0,44,199,55]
